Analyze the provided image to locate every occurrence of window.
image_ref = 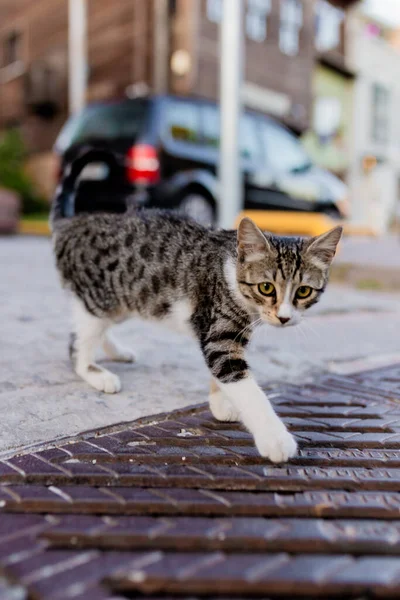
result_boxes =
[168,0,177,16]
[313,96,342,141]
[246,0,272,42]
[202,105,261,161]
[315,0,344,52]
[207,0,272,43]
[261,121,311,173]
[206,0,222,23]
[166,100,201,144]
[372,84,390,144]
[279,0,303,56]
[3,31,21,67]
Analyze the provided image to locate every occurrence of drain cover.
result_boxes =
[1,365,400,598]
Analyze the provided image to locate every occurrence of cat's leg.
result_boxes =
[203,342,297,462]
[219,376,297,462]
[103,331,135,363]
[209,379,240,422]
[71,298,122,393]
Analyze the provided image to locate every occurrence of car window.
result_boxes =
[165,100,201,144]
[260,121,311,173]
[202,105,261,161]
[202,105,220,148]
[55,100,149,152]
[240,114,262,161]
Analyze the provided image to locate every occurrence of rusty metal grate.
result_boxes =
[2,365,400,598]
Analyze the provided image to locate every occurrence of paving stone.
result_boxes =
[41,515,400,555]
[0,462,25,484]
[6,455,70,482]
[105,552,400,596]
[0,577,27,600]
[1,367,400,597]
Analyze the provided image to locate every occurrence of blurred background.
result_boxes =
[1,0,400,238]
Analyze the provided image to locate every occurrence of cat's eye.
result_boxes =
[296,286,313,299]
[258,282,275,296]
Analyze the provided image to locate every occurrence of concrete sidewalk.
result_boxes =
[2,235,400,457]
[332,233,400,289]
[338,234,400,269]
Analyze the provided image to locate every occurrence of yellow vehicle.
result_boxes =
[234,210,375,238]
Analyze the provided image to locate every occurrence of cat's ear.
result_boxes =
[237,217,270,262]
[305,226,343,268]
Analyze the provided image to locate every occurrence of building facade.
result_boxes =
[0,0,355,197]
[346,8,400,233]
[188,0,316,133]
[302,0,356,182]
[0,0,153,150]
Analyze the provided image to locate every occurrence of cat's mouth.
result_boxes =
[264,316,299,328]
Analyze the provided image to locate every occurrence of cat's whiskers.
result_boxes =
[246,318,264,345]
[293,321,309,347]
[227,317,262,373]
[238,317,262,343]
[300,319,321,341]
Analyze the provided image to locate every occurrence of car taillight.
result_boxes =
[54,156,62,183]
[126,144,160,185]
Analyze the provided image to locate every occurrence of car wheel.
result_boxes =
[179,193,215,227]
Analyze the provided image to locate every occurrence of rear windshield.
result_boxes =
[55,100,149,152]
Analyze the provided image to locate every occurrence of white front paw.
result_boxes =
[209,391,240,422]
[96,371,122,394]
[81,366,122,394]
[254,420,297,463]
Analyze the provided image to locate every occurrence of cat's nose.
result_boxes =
[278,317,290,325]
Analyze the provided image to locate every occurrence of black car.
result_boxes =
[54,94,345,225]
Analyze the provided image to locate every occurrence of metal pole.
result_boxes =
[68,0,87,115]
[152,0,170,94]
[218,0,244,229]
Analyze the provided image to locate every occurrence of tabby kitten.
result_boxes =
[51,149,342,462]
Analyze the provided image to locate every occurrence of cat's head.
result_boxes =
[236,217,342,327]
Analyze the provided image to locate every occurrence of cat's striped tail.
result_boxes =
[49,146,120,231]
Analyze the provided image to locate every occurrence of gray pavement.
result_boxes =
[332,233,400,289]
[2,235,400,457]
[337,233,400,269]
